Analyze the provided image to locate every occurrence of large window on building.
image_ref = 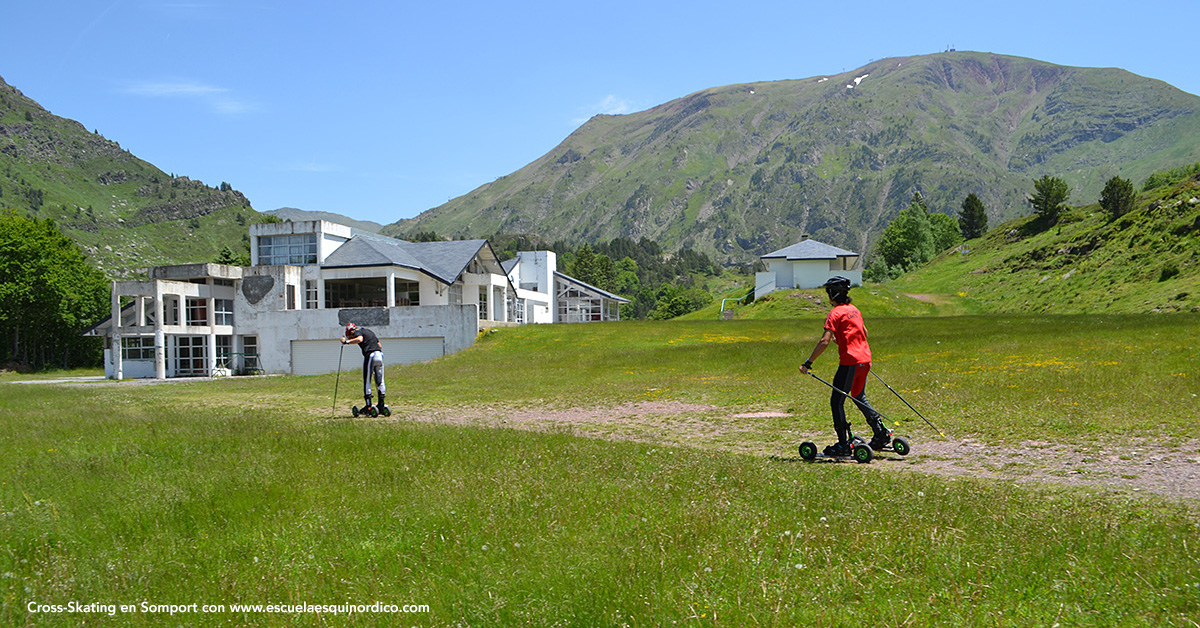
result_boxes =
[395,280,420,306]
[216,335,233,368]
[557,285,606,323]
[305,281,318,309]
[215,299,233,325]
[240,336,259,373]
[478,286,489,321]
[176,336,207,376]
[186,298,208,326]
[324,279,387,308]
[448,285,462,305]
[257,233,318,265]
[121,337,155,360]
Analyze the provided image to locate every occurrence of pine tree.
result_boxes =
[1099,176,1136,220]
[959,193,988,239]
[1030,175,1070,223]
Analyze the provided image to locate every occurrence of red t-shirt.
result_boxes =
[824,303,871,365]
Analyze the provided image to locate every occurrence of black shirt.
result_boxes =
[350,327,382,356]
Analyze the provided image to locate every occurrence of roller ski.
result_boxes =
[867,429,911,456]
[799,432,911,464]
[351,395,391,418]
[351,403,391,418]
[800,435,872,464]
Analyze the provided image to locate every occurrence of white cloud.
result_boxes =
[122,80,257,114]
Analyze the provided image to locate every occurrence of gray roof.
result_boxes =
[322,236,498,285]
[554,271,631,303]
[762,239,857,260]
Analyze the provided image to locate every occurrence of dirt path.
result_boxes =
[392,401,1200,503]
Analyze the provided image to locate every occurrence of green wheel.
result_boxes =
[368,406,379,418]
[798,441,818,461]
[891,436,911,456]
[852,443,873,464]
[351,406,360,418]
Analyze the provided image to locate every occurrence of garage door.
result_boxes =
[290,337,445,376]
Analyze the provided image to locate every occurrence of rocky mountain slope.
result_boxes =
[0,75,258,277]
[384,52,1200,264]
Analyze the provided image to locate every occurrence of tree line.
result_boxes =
[865,172,1146,281]
[560,238,719,320]
[447,232,722,320]
[0,211,108,370]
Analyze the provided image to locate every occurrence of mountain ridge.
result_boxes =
[382,52,1200,263]
[0,74,259,277]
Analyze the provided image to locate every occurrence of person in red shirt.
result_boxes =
[798,277,891,456]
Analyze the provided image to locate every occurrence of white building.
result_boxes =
[754,238,862,300]
[87,221,629,379]
[503,251,629,324]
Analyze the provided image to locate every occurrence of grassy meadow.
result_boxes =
[2,315,1198,626]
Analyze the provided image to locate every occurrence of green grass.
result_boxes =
[680,282,957,322]
[0,367,103,383]
[895,175,1200,315]
[2,316,1198,626]
[410,316,1198,444]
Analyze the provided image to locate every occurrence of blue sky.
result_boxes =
[7,1,1199,226]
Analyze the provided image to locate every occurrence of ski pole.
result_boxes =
[803,370,897,428]
[331,342,345,419]
[870,370,947,438]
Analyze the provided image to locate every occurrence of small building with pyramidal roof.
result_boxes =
[754,237,861,300]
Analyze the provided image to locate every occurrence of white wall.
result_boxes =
[767,259,795,289]
[507,251,556,323]
[251,306,478,375]
[755,262,863,298]
[792,260,835,289]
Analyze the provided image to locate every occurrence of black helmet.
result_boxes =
[823,276,852,300]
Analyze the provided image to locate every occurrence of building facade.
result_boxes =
[88,221,629,379]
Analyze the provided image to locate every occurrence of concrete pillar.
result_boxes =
[206,296,217,376]
[111,282,122,380]
[386,271,396,307]
[153,285,166,379]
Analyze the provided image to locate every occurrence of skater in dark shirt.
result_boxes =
[798,277,891,456]
[342,323,387,414]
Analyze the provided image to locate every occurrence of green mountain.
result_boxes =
[0,75,259,277]
[892,170,1200,314]
[383,52,1200,264]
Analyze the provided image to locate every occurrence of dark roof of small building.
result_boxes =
[322,236,502,286]
[553,271,631,303]
[762,239,858,260]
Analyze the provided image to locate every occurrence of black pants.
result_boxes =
[831,363,887,443]
[362,351,385,402]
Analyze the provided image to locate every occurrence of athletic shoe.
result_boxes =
[823,441,852,457]
[869,432,892,451]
